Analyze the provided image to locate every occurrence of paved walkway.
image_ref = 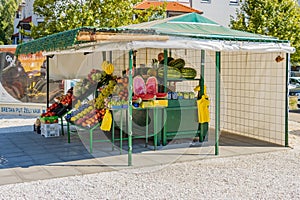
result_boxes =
[0,126,288,186]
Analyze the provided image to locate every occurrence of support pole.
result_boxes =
[200,50,205,97]
[46,56,50,108]
[285,53,290,147]
[162,49,168,146]
[128,50,133,166]
[163,49,168,93]
[199,50,207,142]
[215,51,221,155]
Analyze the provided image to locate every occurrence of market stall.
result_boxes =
[16,13,294,166]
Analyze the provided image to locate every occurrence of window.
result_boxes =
[230,0,239,5]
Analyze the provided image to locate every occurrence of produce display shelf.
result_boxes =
[166,78,200,82]
[73,83,98,104]
[67,118,126,154]
[66,121,113,153]
[131,106,164,148]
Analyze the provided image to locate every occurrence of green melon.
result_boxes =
[168,58,185,70]
[158,66,181,79]
[181,67,197,79]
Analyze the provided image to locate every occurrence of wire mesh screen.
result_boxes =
[110,49,286,146]
[220,51,286,145]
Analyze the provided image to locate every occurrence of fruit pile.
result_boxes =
[65,102,106,128]
[65,62,118,129]
[150,58,197,80]
[73,69,112,98]
[113,77,129,101]
[54,87,73,107]
[40,88,74,120]
[94,80,116,109]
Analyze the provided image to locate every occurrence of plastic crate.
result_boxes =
[153,100,168,107]
[41,123,60,138]
[40,116,59,124]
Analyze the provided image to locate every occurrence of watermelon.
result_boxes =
[133,75,146,95]
[147,68,157,76]
[146,76,158,95]
[181,67,197,79]
[139,94,155,101]
[156,93,168,99]
[169,58,185,70]
[135,67,151,76]
[159,57,174,65]
[158,66,181,79]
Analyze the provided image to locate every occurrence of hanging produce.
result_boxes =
[94,80,116,110]
[101,61,114,75]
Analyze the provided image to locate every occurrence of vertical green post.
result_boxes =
[128,50,133,166]
[162,49,168,146]
[163,49,168,93]
[89,129,93,153]
[215,51,221,155]
[46,56,50,108]
[112,110,115,151]
[200,50,205,97]
[199,50,207,142]
[285,53,289,147]
[60,117,64,136]
[67,121,70,143]
[145,109,149,147]
[120,109,123,154]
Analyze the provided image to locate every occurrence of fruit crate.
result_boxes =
[41,123,60,138]
[40,116,59,124]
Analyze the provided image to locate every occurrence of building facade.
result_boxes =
[192,0,244,27]
[12,0,43,44]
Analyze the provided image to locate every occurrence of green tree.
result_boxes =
[0,0,20,45]
[30,0,166,39]
[230,0,300,63]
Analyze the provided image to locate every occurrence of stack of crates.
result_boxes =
[40,116,60,138]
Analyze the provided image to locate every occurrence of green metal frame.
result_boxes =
[215,51,221,155]
[199,49,208,142]
[128,50,133,166]
[163,105,201,145]
[46,56,50,108]
[111,109,124,153]
[285,53,289,147]
[66,121,113,153]
[161,49,208,146]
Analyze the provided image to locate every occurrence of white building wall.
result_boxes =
[192,0,244,27]
[12,0,43,44]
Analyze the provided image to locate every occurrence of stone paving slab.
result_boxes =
[0,128,289,186]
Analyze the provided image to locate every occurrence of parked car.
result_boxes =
[289,87,300,108]
[289,77,300,108]
[290,77,300,87]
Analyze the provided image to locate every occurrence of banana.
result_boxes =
[101,61,114,75]
[194,85,200,92]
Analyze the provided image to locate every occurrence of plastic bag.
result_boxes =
[197,95,210,123]
[100,110,112,131]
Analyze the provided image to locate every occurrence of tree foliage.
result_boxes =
[230,0,300,63]
[0,0,20,45]
[31,0,166,39]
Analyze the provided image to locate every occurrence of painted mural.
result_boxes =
[0,45,63,103]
